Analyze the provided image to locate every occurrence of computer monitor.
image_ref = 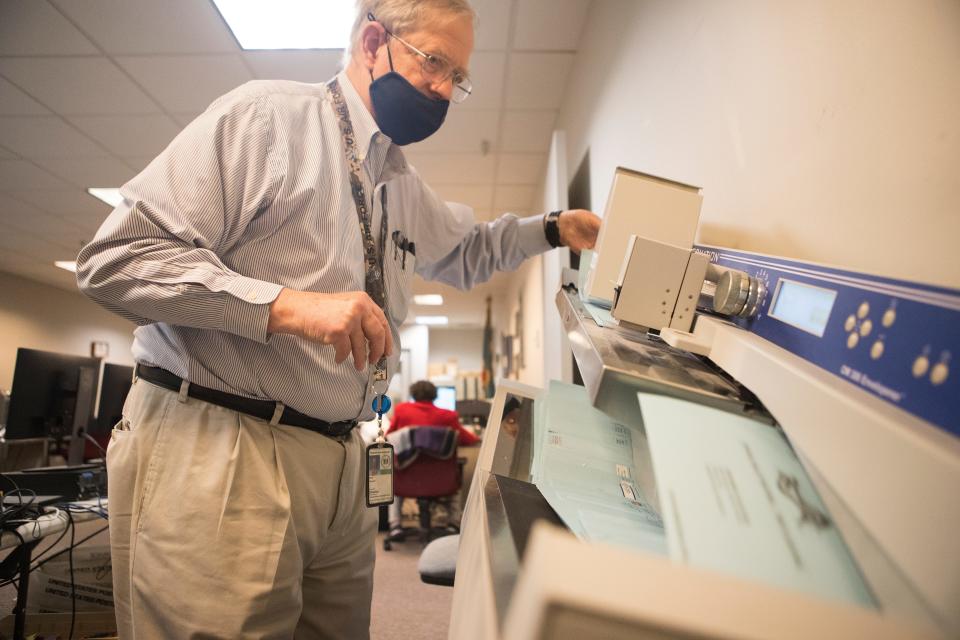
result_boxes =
[435,385,457,411]
[5,348,100,463]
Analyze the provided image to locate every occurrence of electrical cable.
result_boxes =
[67,508,76,640]
[29,524,109,573]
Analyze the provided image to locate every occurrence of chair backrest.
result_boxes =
[394,426,461,498]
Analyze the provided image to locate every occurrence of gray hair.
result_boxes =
[344,0,476,65]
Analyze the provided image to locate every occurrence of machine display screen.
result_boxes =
[769,279,837,337]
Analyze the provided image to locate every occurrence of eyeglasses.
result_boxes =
[368,13,473,103]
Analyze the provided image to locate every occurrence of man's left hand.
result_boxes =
[558,209,601,254]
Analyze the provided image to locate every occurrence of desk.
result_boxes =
[0,499,108,640]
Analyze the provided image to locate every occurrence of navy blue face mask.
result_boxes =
[369,42,449,145]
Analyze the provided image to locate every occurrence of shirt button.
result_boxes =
[246,291,257,301]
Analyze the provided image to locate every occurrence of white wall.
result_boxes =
[429,327,484,372]
[541,131,573,385]
[0,272,135,390]
[500,255,547,388]
[559,0,960,288]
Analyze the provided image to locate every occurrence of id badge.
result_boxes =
[365,443,394,507]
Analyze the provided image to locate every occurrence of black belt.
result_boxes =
[135,364,358,438]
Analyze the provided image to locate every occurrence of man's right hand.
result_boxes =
[267,289,393,371]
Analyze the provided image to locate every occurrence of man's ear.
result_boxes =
[358,22,387,70]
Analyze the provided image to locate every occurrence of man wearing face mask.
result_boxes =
[76,0,600,637]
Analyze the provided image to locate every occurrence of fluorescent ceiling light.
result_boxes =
[415,316,449,326]
[87,187,123,208]
[212,0,353,50]
[55,261,77,273]
[413,294,444,306]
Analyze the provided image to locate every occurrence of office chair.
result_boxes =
[384,426,462,551]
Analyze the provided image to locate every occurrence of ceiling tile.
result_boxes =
[52,0,239,54]
[0,260,82,293]
[469,209,495,222]
[504,53,574,109]
[493,184,537,211]
[405,153,496,185]
[122,156,156,172]
[0,116,106,158]
[499,110,556,152]
[31,155,137,189]
[0,192,45,218]
[459,52,505,111]
[0,1,98,55]
[432,185,494,211]
[6,188,110,217]
[0,252,36,271]
[496,153,546,184]
[0,77,50,116]
[0,57,160,115]
[0,224,77,257]
[0,160,70,190]
[70,114,181,157]
[407,109,499,154]
[170,113,201,128]
[513,0,590,51]
[1,206,87,237]
[244,50,344,83]
[471,0,511,50]
[116,55,253,113]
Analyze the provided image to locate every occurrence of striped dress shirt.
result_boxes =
[76,71,551,422]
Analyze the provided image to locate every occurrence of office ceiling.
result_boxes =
[0,0,590,327]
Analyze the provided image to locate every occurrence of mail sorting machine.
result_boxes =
[448,245,958,640]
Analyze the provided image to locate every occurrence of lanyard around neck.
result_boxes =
[328,78,389,385]
[328,78,389,313]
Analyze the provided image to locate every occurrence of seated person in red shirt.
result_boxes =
[387,380,478,539]
[388,380,479,446]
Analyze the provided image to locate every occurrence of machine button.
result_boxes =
[870,341,884,360]
[930,362,949,386]
[847,333,859,349]
[859,319,872,337]
[844,315,856,332]
[857,302,870,318]
[882,308,896,328]
[912,356,930,378]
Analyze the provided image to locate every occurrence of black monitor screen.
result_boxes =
[5,348,100,441]
[93,363,133,436]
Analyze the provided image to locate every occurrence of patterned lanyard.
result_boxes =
[328,78,389,382]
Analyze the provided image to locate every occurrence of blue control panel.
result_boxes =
[694,245,960,439]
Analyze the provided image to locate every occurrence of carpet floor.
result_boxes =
[0,527,454,639]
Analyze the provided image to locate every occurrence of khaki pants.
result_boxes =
[108,379,378,639]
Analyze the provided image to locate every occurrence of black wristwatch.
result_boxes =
[543,210,562,248]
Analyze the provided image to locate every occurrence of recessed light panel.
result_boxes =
[212,0,353,50]
[413,294,444,306]
[87,187,124,208]
[415,316,449,326]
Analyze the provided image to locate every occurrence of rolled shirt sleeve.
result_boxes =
[76,87,285,343]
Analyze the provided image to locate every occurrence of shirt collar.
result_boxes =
[335,70,408,183]
[335,70,379,160]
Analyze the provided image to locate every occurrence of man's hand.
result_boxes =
[558,209,601,254]
[267,289,393,371]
